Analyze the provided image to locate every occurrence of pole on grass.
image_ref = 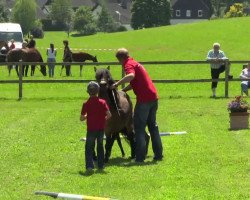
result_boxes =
[80,131,188,142]
[35,191,116,200]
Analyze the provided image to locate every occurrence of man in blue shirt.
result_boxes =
[207,43,233,97]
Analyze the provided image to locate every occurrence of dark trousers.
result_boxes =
[85,131,104,169]
[134,100,163,162]
[211,65,225,89]
[66,65,71,76]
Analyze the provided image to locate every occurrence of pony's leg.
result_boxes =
[25,65,29,77]
[126,130,136,159]
[116,134,125,157]
[15,65,19,76]
[31,65,35,76]
[7,65,11,76]
[104,134,116,163]
[80,65,83,77]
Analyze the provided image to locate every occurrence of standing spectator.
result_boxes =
[22,41,29,76]
[240,63,250,96]
[111,48,163,163]
[9,39,18,73]
[80,81,111,172]
[9,39,15,50]
[207,43,233,98]
[27,35,36,48]
[63,40,72,76]
[27,35,36,76]
[47,43,57,78]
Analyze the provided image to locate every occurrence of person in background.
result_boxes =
[22,41,29,76]
[240,63,250,96]
[80,81,111,173]
[111,48,163,163]
[63,40,72,76]
[9,39,15,50]
[27,35,36,76]
[46,43,57,78]
[27,35,36,48]
[9,39,17,73]
[207,43,233,98]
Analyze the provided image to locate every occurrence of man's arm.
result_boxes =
[122,84,132,92]
[111,73,135,89]
[106,111,112,120]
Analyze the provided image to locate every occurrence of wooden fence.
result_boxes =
[0,60,249,100]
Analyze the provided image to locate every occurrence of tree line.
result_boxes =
[0,0,250,36]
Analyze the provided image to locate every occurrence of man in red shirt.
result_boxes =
[80,81,111,172]
[111,48,163,162]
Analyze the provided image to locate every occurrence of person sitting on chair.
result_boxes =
[240,63,250,96]
[207,43,233,98]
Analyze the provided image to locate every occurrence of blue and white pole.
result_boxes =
[35,191,117,200]
[80,131,187,141]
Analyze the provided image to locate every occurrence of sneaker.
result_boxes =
[153,156,163,161]
[86,168,94,174]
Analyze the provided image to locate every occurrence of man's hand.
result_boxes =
[110,83,118,90]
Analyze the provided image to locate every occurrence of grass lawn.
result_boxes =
[0,18,250,200]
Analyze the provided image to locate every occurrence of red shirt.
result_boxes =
[81,96,109,131]
[123,57,158,103]
[10,43,15,50]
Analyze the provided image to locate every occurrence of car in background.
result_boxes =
[0,23,23,62]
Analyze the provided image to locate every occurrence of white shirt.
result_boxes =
[207,50,228,69]
[47,48,57,59]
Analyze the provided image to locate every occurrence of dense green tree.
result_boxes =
[0,0,9,22]
[12,0,37,34]
[97,5,116,32]
[131,0,170,30]
[73,6,97,35]
[50,0,73,27]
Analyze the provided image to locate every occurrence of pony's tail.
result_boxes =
[38,53,47,76]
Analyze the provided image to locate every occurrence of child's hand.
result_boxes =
[80,114,87,121]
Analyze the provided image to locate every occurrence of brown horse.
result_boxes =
[62,52,98,77]
[95,67,136,162]
[6,47,46,76]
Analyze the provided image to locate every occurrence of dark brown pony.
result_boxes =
[6,47,46,76]
[62,52,98,76]
[95,67,136,162]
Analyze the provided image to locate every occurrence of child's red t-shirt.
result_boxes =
[81,96,109,131]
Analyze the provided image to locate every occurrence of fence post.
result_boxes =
[225,60,229,98]
[18,63,23,100]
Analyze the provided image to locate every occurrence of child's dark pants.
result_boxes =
[85,131,104,169]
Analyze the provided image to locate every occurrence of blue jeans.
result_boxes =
[134,100,163,162]
[47,58,56,77]
[85,131,104,169]
[241,81,250,94]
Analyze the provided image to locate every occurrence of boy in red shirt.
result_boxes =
[80,81,111,172]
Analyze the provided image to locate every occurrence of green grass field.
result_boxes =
[0,17,250,200]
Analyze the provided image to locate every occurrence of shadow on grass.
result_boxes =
[78,169,108,177]
[106,157,158,168]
